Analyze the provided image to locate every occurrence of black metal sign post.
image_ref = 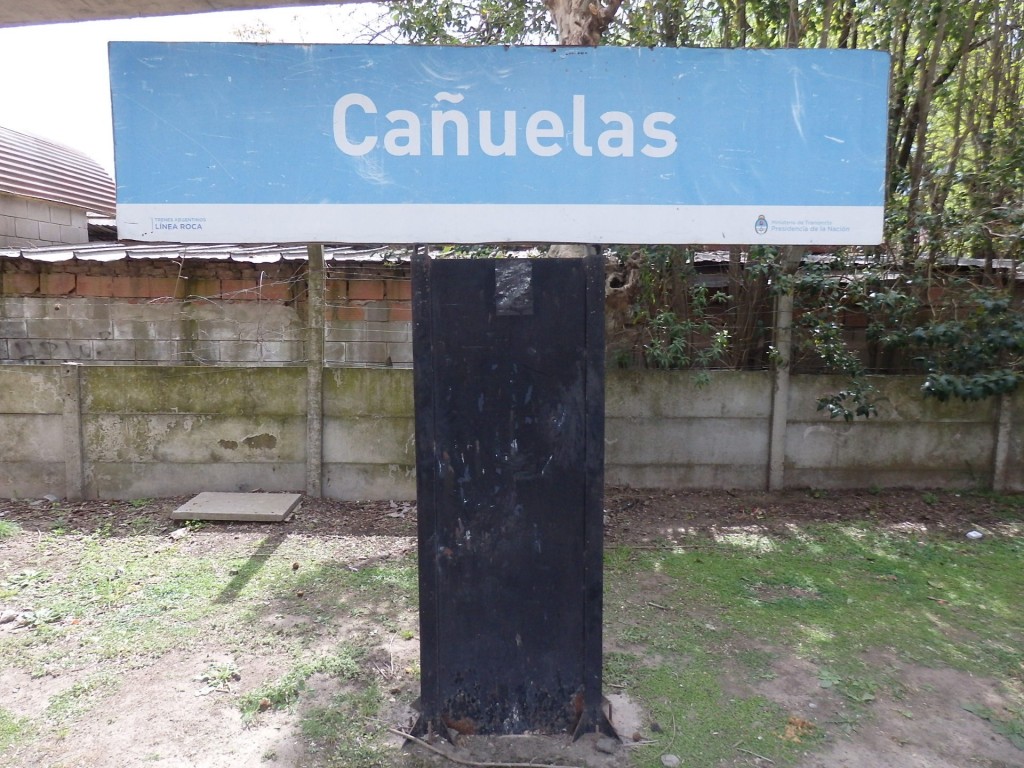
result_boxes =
[411,247,613,739]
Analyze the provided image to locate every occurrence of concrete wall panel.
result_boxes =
[607,417,768,465]
[322,416,414,465]
[323,368,414,417]
[322,462,416,501]
[605,463,767,490]
[0,414,63,460]
[606,370,772,419]
[0,462,65,499]
[786,422,994,470]
[89,462,304,499]
[0,367,61,412]
[82,366,306,416]
[0,365,1020,499]
[788,375,998,422]
[84,414,305,463]
[1006,394,1024,492]
[785,467,983,489]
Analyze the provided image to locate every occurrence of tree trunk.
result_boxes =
[544,0,624,45]
[544,0,624,257]
[903,6,949,262]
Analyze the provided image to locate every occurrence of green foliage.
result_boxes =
[789,258,865,376]
[786,256,884,419]
[788,258,1023,413]
[906,291,1024,401]
[645,300,731,371]
[631,247,734,372]
[816,380,879,422]
[390,0,554,44]
[842,280,1024,403]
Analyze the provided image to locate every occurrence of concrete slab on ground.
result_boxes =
[170,492,302,522]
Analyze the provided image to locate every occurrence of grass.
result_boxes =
[0,708,29,752]
[626,657,812,767]
[963,703,1024,750]
[298,684,388,767]
[605,517,1024,766]
[44,673,119,724]
[238,647,364,718]
[0,534,227,673]
[0,522,419,764]
[1,499,1022,767]
[983,491,1024,520]
[625,523,1023,678]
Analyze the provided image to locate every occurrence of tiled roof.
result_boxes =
[0,1,328,28]
[0,126,115,216]
[0,241,407,263]
[2,241,1019,278]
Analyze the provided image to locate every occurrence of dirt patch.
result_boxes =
[29,651,285,768]
[3,487,1013,543]
[602,488,1017,547]
[796,661,1023,768]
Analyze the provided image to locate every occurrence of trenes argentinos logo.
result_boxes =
[754,215,768,235]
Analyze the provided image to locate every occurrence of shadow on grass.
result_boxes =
[212,531,288,604]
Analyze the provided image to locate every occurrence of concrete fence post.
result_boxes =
[767,247,805,492]
[61,362,85,500]
[992,392,1013,492]
[305,244,325,498]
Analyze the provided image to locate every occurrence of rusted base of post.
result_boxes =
[409,690,619,743]
[571,695,619,742]
[409,714,451,744]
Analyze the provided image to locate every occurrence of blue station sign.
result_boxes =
[109,43,889,245]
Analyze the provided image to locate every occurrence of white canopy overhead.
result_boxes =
[0,0,349,28]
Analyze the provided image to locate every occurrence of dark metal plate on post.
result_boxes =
[412,250,610,739]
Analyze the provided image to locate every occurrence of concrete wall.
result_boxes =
[80,366,308,498]
[0,193,88,247]
[0,366,66,496]
[322,368,416,499]
[785,376,1002,489]
[0,365,1018,500]
[605,370,772,489]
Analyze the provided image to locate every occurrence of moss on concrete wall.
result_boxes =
[0,365,1019,498]
[83,366,306,417]
[323,367,413,417]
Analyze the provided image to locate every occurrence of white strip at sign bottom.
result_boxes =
[116,203,884,245]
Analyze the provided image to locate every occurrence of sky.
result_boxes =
[0,3,392,178]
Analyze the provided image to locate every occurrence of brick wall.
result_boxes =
[325,265,413,366]
[0,192,88,247]
[0,256,414,366]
